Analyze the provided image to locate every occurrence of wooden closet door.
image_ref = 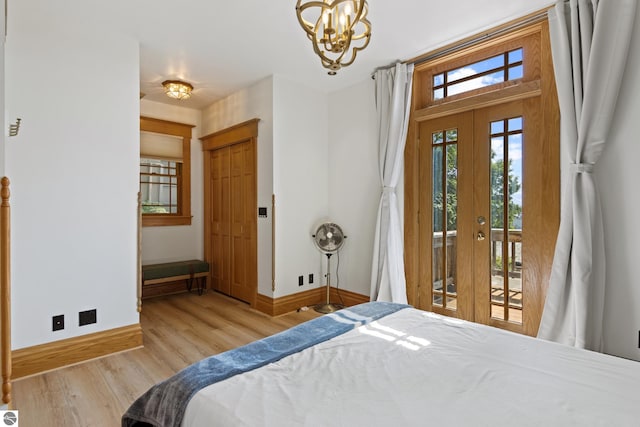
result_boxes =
[210,147,231,295]
[202,119,259,307]
[229,141,256,303]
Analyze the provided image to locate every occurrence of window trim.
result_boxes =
[140,116,194,227]
[413,27,542,113]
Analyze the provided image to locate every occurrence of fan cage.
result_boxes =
[313,222,345,253]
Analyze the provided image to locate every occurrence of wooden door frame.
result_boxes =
[201,119,259,308]
[405,20,559,336]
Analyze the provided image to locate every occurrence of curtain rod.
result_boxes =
[372,6,551,78]
[411,9,550,66]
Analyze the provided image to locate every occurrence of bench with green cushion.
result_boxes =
[142,260,209,296]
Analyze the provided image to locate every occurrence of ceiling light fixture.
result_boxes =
[162,80,194,100]
[295,0,371,75]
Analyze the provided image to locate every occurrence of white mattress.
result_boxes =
[183,307,640,426]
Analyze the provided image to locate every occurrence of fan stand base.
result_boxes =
[313,303,345,314]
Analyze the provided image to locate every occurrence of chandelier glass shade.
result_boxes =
[295,0,371,75]
[162,80,194,100]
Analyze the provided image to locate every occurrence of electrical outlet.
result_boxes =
[298,275,304,286]
[52,314,64,331]
[79,309,97,326]
[309,273,314,284]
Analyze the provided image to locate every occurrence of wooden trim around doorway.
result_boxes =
[201,119,259,151]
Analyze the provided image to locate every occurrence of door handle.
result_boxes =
[477,231,486,241]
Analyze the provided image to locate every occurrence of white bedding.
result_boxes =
[183,307,640,426]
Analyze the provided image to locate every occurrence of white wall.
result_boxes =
[5,3,140,349]
[327,80,378,298]
[200,75,329,298]
[201,77,274,296]
[139,100,204,264]
[272,75,329,298]
[598,4,640,361]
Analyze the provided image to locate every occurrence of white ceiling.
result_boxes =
[52,0,554,110]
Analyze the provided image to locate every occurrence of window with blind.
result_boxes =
[140,117,194,227]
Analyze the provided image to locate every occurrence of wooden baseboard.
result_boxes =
[12,324,143,379]
[329,287,371,307]
[255,287,369,316]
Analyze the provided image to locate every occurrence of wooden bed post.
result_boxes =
[1,177,11,406]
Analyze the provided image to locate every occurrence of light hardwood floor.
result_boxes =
[12,291,320,426]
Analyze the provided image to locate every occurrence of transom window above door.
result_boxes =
[433,48,523,100]
[413,28,543,112]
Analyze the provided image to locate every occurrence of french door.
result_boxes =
[418,98,556,336]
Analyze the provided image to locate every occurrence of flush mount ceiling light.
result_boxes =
[162,80,194,100]
[295,0,371,75]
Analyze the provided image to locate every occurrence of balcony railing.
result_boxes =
[431,229,523,319]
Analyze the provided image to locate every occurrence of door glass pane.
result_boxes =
[432,48,524,100]
[508,65,523,80]
[448,71,505,97]
[490,134,504,318]
[508,131,523,318]
[432,130,458,311]
[433,131,444,145]
[445,143,458,310]
[432,144,444,307]
[489,117,523,324]
[445,129,458,142]
[508,48,523,64]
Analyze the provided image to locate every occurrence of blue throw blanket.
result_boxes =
[122,301,409,427]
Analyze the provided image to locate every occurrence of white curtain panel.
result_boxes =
[370,62,414,303]
[538,0,637,350]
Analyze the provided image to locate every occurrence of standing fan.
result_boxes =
[312,222,346,313]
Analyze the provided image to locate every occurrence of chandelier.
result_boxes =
[295,0,371,75]
[162,80,194,100]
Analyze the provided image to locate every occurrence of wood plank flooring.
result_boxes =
[12,291,320,426]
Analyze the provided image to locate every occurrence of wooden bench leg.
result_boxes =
[197,277,206,296]
[186,276,206,296]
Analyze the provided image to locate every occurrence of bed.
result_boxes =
[122,302,640,426]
